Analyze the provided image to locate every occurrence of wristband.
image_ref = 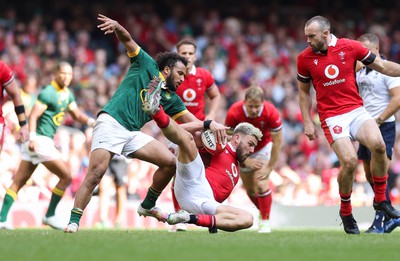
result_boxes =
[14,105,25,115]
[376,117,384,125]
[19,120,27,127]
[203,120,212,129]
[29,132,36,141]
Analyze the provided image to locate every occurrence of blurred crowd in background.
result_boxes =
[2,0,400,209]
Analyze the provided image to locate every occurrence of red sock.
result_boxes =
[195,214,216,228]
[258,190,272,220]
[373,175,388,203]
[171,184,181,212]
[152,106,170,128]
[339,191,352,216]
[247,193,259,208]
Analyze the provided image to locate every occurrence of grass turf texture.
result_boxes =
[0,229,399,261]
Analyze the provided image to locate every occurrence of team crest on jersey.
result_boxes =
[314,59,318,65]
[165,92,171,99]
[332,125,342,134]
[183,88,196,101]
[324,64,339,79]
[338,51,345,60]
[196,78,202,88]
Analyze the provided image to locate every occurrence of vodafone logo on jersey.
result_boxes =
[323,64,346,87]
[182,88,196,101]
[324,65,339,79]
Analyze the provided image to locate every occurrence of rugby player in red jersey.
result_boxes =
[169,38,221,231]
[141,86,262,232]
[297,15,400,234]
[225,86,283,233]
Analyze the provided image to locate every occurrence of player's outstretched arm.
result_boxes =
[97,14,138,55]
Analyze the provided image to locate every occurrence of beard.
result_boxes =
[166,75,177,92]
[236,142,248,163]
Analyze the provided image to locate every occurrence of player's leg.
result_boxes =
[0,160,36,229]
[331,137,360,234]
[95,170,113,228]
[113,158,128,227]
[65,148,113,232]
[356,119,400,218]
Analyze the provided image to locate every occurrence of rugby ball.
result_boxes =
[201,129,226,155]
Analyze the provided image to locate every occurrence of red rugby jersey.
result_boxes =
[297,35,373,121]
[225,100,283,152]
[175,66,215,120]
[205,143,240,203]
[0,61,15,123]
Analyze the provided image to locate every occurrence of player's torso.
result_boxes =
[176,70,209,120]
[37,85,73,138]
[205,144,240,203]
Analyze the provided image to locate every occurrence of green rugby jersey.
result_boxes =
[101,48,187,131]
[36,81,76,139]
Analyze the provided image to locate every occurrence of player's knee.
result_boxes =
[237,211,253,229]
[370,141,386,155]
[341,156,358,172]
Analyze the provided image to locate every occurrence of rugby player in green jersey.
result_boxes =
[65,14,228,233]
[0,62,96,230]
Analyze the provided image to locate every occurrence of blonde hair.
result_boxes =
[234,122,263,141]
[244,86,264,102]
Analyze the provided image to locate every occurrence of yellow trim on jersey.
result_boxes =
[52,187,65,196]
[6,189,17,200]
[127,47,141,58]
[159,72,165,82]
[171,110,189,121]
[35,99,48,110]
[51,80,62,92]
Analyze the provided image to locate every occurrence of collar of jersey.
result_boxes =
[51,80,65,92]
[328,34,338,47]
[158,72,167,90]
[189,65,196,75]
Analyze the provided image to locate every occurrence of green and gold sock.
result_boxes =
[0,189,17,222]
[141,187,161,209]
[69,208,83,225]
[45,187,64,217]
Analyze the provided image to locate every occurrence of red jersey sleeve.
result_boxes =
[0,61,14,87]
[201,68,215,90]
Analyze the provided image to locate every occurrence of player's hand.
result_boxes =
[97,14,119,35]
[304,123,318,141]
[18,125,29,143]
[209,121,229,144]
[28,140,36,152]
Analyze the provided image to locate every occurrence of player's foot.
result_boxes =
[383,217,400,233]
[137,205,169,222]
[339,211,360,234]
[208,227,218,234]
[0,221,14,230]
[42,216,64,230]
[364,225,384,234]
[142,77,164,116]
[375,200,400,219]
[166,210,191,225]
[258,219,272,233]
[64,223,79,233]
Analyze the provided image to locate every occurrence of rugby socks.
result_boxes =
[373,175,388,203]
[190,214,215,229]
[339,192,352,216]
[0,189,17,222]
[69,208,83,225]
[45,187,64,217]
[258,190,272,220]
[141,187,161,209]
[247,193,259,208]
[151,106,170,129]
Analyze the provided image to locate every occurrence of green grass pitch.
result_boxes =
[0,228,399,261]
